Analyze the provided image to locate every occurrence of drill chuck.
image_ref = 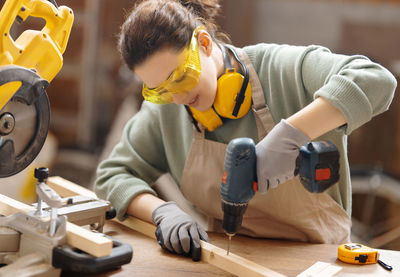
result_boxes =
[221,200,248,234]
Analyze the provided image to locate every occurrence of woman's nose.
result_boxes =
[172,93,187,105]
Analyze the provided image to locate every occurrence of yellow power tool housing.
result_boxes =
[0,0,73,177]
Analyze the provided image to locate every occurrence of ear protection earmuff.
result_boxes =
[189,45,252,132]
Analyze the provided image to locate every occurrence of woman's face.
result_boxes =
[135,31,223,111]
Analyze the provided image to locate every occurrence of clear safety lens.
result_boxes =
[142,26,204,104]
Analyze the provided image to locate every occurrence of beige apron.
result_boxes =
[157,47,351,244]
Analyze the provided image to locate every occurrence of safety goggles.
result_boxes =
[142,26,204,104]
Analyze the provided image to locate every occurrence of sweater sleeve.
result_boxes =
[244,44,397,135]
[94,102,168,220]
[301,46,397,134]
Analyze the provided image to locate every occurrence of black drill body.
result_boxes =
[220,138,257,235]
[220,138,340,236]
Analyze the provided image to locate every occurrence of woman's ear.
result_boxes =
[197,30,213,56]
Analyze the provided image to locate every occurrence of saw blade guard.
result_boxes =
[0,65,50,177]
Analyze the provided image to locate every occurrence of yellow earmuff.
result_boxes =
[214,67,252,119]
[190,45,252,131]
[190,107,223,132]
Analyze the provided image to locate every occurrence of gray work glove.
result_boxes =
[256,119,310,193]
[151,201,208,261]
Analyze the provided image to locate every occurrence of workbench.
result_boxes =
[64,219,400,277]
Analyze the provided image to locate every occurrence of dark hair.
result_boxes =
[118,0,229,70]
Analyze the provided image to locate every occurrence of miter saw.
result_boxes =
[0,1,132,276]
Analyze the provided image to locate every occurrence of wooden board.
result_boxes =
[48,176,97,198]
[0,193,112,258]
[48,176,286,277]
[201,241,285,277]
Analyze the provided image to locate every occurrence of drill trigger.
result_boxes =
[252,181,258,192]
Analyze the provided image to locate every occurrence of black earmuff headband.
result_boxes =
[221,45,250,117]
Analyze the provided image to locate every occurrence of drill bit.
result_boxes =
[226,233,234,255]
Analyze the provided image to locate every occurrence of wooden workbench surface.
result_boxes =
[63,220,400,277]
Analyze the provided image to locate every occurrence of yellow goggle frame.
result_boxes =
[142,26,204,104]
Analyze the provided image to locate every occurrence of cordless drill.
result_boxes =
[220,138,340,254]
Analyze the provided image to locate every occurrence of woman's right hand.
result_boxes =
[151,201,209,261]
[256,119,310,193]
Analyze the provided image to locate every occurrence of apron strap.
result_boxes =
[234,46,274,140]
[192,124,206,139]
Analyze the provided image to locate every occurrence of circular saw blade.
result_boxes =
[0,66,50,178]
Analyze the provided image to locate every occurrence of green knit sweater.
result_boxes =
[95,43,397,221]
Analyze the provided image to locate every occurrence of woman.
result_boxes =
[95,0,397,261]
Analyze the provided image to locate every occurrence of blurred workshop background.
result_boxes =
[1,0,400,250]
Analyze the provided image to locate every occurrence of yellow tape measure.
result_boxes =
[337,243,392,270]
[338,243,378,264]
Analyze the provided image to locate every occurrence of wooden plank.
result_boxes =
[65,222,112,257]
[0,193,34,214]
[47,176,97,198]
[48,176,286,277]
[297,261,342,277]
[117,216,156,240]
[0,193,112,258]
[200,240,286,277]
